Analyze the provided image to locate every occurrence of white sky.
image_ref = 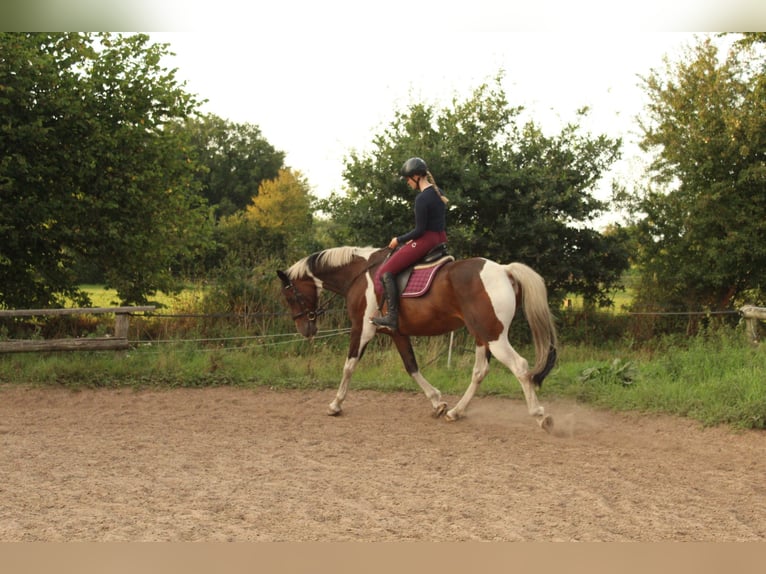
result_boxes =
[143,2,761,225]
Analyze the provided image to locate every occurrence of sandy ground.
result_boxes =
[1,385,765,542]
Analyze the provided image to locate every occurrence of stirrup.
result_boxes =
[371,314,397,329]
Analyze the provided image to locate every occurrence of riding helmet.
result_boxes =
[400,157,428,179]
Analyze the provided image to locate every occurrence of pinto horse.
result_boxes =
[277,246,558,430]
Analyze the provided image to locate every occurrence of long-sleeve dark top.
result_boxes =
[396,186,447,245]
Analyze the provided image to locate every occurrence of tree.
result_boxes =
[0,32,212,307]
[247,168,317,262]
[201,169,317,317]
[621,36,766,312]
[179,114,285,218]
[321,75,628,306]
[734,32,766,49]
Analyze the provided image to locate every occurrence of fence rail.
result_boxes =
[0,306,155,353]
[1,304,764,354]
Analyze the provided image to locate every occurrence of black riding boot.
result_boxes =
[372,272,399,330]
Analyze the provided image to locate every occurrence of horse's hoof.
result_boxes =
[444,409,460,422]
[433,402,448,418]
[327,406,342,416]
[538,414,554,433]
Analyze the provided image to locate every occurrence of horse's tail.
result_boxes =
[505,262,558,387]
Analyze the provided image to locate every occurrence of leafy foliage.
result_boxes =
[0,33,212,307]
[320,74,629,305]
[621,35,766,312]
[248,169,311,231]
[196,169,318,316]
[577,358,637,386]
[177,114,285,218]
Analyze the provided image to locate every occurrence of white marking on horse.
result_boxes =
[363,273,380,336]
[479,260,517,333]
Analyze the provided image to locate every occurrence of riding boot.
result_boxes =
[372,272,399,330]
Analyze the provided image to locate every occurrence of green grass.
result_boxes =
[1,326,764,429]
[562,290,634,314]
[546,330,766,429]
[74,285,200,309]
[3,279,764,430]
[76,285,122,307]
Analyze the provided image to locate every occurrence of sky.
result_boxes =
[148,27,711,224]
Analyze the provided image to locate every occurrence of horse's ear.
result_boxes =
[276,270,290,286]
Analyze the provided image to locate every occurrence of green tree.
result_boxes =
[321,75,628,306]
[179,114,285,218]
[202,169,317,317]
[734,32,766,49]
[621,36,766,312]
[0,32,211,307]
[203,169,316,288]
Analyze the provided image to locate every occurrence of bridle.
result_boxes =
[282,277,326,323]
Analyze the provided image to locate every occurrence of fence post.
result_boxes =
[114,313,130,339]
[740,305,765,344]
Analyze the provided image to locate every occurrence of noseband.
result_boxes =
[282,277,326,323]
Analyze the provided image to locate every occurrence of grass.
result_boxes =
[76,285,121,307]
[562,289,634,315]
[2,278,764,430]
[77,285,189,309]
[1,324,764,429]
[546,329,766,429]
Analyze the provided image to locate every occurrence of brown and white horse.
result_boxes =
[277,246,558,430]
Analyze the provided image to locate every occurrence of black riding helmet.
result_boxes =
[400,157,428,179]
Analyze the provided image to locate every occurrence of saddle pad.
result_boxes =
[401,257,453,298]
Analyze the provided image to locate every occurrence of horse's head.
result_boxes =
[277,269,319,339]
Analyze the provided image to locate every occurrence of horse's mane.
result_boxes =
[286,246,378,279]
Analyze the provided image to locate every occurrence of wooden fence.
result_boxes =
[0,304,762,353]
[0,306,155,353]
[740,305,766,343]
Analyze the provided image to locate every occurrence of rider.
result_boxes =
[371,157,449,331]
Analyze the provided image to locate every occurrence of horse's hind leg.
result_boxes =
[445,344,490,421]
[392,334,448,417]
[487,339,552,430]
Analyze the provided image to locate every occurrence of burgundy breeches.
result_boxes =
[374,230,447,296]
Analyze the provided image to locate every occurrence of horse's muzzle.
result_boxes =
[298,320,318,339]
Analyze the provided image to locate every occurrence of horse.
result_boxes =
[277,246,558,431]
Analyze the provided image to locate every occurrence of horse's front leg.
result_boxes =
[391,334,448,418]
[328,324,374,416]
[327,356,358,416]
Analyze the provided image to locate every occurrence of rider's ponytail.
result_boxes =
[426,170,449,204]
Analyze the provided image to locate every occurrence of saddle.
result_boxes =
[396,243,454,298]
